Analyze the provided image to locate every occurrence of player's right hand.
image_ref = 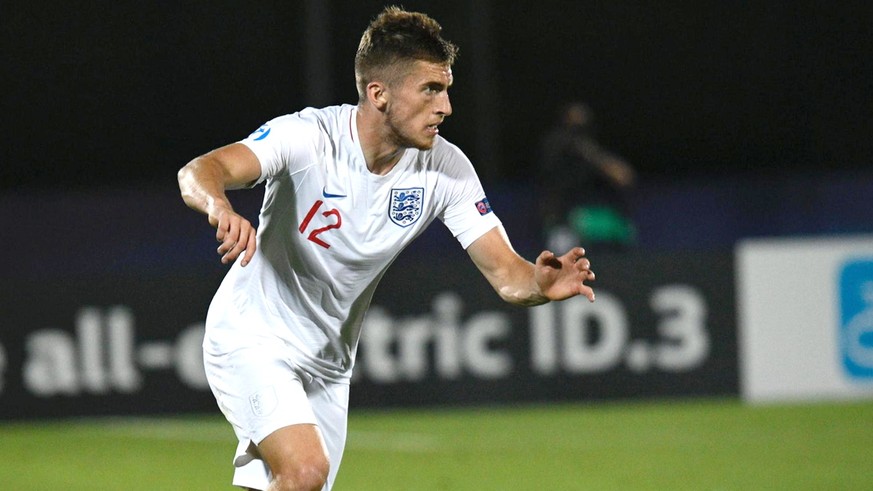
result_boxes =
[211,209,257,267]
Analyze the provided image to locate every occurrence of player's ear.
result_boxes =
[367,81,388,111]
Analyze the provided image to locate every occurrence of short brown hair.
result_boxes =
[354,6,458,101]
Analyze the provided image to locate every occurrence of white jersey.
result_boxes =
[204,104,501,382]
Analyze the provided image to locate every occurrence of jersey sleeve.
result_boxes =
[435,142,503,249]
[238,113,321,183]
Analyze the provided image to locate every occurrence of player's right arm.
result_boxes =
[177,143,262,267]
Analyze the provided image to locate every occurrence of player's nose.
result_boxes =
[437,92,452,117]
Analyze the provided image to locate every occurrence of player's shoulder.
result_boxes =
[245,105,352,155]
[298,104,354,134]
[415,136,475,173]
[259,105,351,135]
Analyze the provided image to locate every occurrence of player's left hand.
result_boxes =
[534,247,596,302]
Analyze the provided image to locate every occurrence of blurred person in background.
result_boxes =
[177,7,596,491]
[536,101,637,253]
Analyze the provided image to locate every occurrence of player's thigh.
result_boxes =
[306,379,350,481]
[257,423,330,478]
[204,346,317,439]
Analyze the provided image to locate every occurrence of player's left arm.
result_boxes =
[466,226,596,306]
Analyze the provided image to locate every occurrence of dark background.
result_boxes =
[3,1,872,191]
[0,1,869,420]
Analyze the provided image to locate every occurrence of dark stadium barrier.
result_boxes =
[0,247,738,419]
[0,183,762,419]
[354,249,738,407]
[0,274,220,419]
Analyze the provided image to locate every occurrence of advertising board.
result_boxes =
[737,235,873,403]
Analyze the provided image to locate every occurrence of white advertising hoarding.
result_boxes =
[738,235,873,403]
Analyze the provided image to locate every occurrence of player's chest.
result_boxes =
[291,164,433,254]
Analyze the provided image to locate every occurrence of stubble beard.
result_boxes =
[386,112,434,151]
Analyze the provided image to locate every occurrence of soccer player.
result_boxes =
[177,6,596,491]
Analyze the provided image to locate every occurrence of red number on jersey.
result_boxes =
[298,200,342,249]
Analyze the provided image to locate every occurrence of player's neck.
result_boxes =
[356,106,404,175]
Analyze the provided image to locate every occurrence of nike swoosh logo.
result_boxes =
[322,187,348,199]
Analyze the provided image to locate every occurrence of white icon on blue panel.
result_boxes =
[839,259,873,379]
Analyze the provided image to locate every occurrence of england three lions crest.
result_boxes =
[389,187,424,227]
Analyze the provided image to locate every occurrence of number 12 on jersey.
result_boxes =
[299,200,342,249]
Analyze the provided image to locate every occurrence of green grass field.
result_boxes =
[2,398,872,490]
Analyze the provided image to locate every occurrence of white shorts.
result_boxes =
[204,346,350,490]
